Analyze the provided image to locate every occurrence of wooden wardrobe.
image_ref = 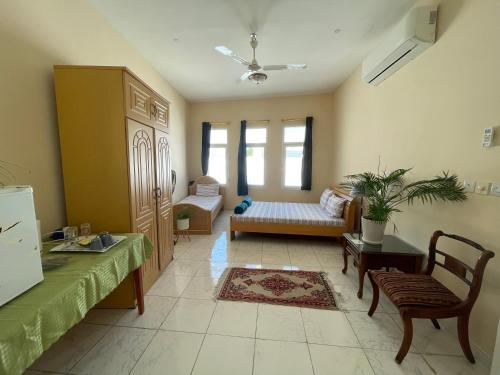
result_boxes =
[54,66,174,307]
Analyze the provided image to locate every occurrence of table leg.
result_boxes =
[133,268,145,315]
[342,247,348,274]
[357,256,367,299]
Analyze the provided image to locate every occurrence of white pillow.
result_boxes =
[324,195,346,218]
[196,183,219,196]
[320,188,333,208]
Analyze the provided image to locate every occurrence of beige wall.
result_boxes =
[0,0,188,233]
[187,94,334,207]
[331,0,500,358]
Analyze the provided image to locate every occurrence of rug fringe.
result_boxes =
[319,271,340,310]
[213,267,232,301]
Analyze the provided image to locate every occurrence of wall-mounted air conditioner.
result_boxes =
[362,5,438,85]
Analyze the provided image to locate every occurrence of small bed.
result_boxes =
[230,187,355,240]
[173,176,224,235]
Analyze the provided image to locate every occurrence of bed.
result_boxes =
[173,176,224,235]
[230,187,355,240]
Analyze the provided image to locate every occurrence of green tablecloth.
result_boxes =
[0,234,152,375]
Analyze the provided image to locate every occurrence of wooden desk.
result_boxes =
[341,233,424,298]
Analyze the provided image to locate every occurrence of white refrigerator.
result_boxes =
[0,186,44,307]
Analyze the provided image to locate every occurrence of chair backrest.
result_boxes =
[427,230,495,307]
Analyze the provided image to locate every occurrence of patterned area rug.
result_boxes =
[216,267,337,310]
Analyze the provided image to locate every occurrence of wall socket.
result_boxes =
[490,182,500,197]
[475,181,491,195]
[463,180,476,193]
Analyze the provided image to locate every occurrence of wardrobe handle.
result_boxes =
[151,104,157,119]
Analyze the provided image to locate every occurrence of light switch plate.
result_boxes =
[490,182,500,197]
[475,181,491,195]
[463,180,476,193]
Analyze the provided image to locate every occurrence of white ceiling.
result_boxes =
[90,0,415,101]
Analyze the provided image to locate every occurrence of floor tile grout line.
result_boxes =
[126,328,160,375]
[299,307,316,375]
[65,323,114,374]
[342,310,379,375]
[189,296,220,375]
[251,303,260,375]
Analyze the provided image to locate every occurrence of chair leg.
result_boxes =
[367,272,379,317]
[396,315,413,364]
[458,313,475,363]
[431,319,441,329]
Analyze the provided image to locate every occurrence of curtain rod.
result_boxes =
[208,121,230,126]
[281,117,306,123]
[247,120,270,125]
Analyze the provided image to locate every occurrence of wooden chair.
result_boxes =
[367,230,494,364]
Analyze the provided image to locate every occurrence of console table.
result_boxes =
[0,233,152,375]
[342,233,424,298]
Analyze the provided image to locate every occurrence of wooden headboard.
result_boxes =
[188,176,226,196]
[330,186,356,232]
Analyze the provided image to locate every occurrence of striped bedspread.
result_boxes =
[179,195,222,212]
[232,201,345,227]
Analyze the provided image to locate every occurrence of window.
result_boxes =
[207,128,227,184]
[246,127,267,186]
[283,125,306,187]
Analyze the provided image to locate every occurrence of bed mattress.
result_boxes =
[231,201,345,227]
[179,195,223,212]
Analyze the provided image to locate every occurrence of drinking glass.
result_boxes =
[63,226,78,244]
[80,223,91,237]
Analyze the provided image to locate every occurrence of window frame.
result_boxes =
[245,126,267,187]
[282,124,306,190]
[207,126,228,185]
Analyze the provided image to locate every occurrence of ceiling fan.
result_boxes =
[214,33,307,84]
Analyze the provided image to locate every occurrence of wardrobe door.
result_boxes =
[127,119,160,292]
[155,129,174,270]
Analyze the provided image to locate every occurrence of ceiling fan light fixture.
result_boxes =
[248,72,267,84]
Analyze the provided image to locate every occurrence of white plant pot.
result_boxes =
[361,217,387,245]
[177,218,190,231]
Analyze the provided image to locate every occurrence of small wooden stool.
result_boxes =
[175,229,190,242]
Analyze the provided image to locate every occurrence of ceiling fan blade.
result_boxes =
[214,45,250,65]
[263,64,307,71]
[240,71,253,81]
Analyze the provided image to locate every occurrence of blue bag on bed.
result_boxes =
[242,197,252,207]
[234,202,248,214]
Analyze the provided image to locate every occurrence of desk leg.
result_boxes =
[357,256,367,299]
[133,268,145,315]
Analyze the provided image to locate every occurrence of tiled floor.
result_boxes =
[26,211,490,375]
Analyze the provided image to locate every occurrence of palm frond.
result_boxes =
[404,172,467,204]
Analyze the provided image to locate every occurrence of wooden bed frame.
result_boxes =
[173,176,225,235]
[230,186,355,240]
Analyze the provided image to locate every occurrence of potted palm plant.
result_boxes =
[342,168,467,245]
[176,209,192,231]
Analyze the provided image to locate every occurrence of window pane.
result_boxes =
[208,147,226,184]
[210,129,227,145]
[284,126,306,143]
[284,146,303,187]
[246,146,264,185]
[246,128,267,144]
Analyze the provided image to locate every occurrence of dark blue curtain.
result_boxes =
[201,122,211,176]
[301,116,313,191]
[237,120,248,196]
